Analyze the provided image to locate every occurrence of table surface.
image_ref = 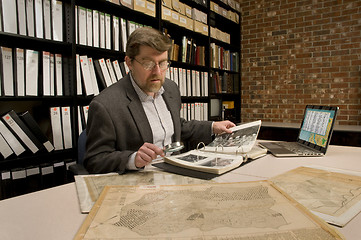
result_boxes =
[1,143,361,240]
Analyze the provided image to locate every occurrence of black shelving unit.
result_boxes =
[0,0,240,198]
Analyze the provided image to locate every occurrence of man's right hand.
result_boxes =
[135,142,165,168]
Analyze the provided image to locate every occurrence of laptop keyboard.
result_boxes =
[277,142,323,156]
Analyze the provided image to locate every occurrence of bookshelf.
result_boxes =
[0,0,240,198]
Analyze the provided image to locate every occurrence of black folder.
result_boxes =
[40,163,55,189]
[19,111,54,152]
[25,166,41,193]
[11,168,27,197]
[53,160,66,186]
[0,170,12,199]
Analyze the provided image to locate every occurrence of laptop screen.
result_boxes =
[297,105,338,153]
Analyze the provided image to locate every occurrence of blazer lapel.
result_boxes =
[163,82,181,142]
[124,76,153,143]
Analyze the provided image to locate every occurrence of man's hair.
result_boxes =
[126,27,172,59]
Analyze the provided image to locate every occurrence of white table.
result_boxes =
[1,144,361,240]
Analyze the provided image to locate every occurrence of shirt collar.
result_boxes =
[129,72,165,102]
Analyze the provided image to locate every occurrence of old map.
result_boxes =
[270,166,361,227]
[75,170,211,213]
[75,181,344,240]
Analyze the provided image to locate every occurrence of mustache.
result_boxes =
[149,75,163,80]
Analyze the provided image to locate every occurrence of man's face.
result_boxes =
[126,45,168,96]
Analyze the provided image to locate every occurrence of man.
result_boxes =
[84,27,235,173]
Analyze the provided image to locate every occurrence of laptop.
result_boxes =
[259,105,338,157]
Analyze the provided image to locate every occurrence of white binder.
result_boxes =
[61,107,72,149]
[15,48,25,96]
[1,47,14,96]
[42,51,51,96]
[79,55,94,96]
[50,107,63,150]
[17,0,27,35]
[25,49,39,96]
[52,0,63,41]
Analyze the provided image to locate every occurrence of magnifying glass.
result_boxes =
[164,141,184,153]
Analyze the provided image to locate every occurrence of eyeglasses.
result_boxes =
[133,58,170,71]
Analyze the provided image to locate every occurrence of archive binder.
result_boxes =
[25,166,41,193]
[53,160,66,186]
[99,12,105,48]
[0,170,12,199]
[106,59,117,84]
[88,58,100,95]
[25,49,39,96]
[2,110,43,154]
[79,55,95,96]
[40,163,54,189]
[1,0,17,34]
[113,16,119,51]
[0,120,26,156]
[93,58,112,89]
[92,10,100,48]
[61,106,72,149]
[42,51,51,96]
[43,0,52,40]
[34,0,44,38]
[0,47,14,96]
[0,131,13,159]
[105,13,111,49]
[11,168,27,196]
[17,0,27,35]
[52,0,63,41]
[55,53,62,96]
[50,107,64,150]
[14,48,25,96]
[26,0,35,37]
[86,8,93,47]
[19,111,54,152]
[78,6,86,45]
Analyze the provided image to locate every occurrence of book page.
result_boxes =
[202,120,261,154]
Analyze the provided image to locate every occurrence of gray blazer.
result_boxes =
[84,75,213,173]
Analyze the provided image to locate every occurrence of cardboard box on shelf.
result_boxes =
[178,2,186,15]
[179,15,193,31]
[145,1,155,17]
[133,0,146,12]
[171,0,180,12]
[185,4,192,18]
[193,20,208,36]
[162,0,172,9]
[120,0,133,9]
[171,10,180,25]
[162,6,173,22]
[210,1,219,13]
[192,8,207,24]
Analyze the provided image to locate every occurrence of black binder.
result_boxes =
[2,110,44,153]
[19,111,54,152]
[40,163,55,189]
[0,170,12,199]
[93,59,107,90]
[11,168,27,196]
[65,159,77,183]
[53,160,66,186]
[25,166,41,193]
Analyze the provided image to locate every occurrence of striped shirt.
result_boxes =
[127,73,174,169]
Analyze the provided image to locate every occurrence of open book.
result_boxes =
[163,120,263,175]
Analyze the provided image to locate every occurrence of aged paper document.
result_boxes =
[75,170,211,213]
[74,181,344,240]
[270,166,361,227]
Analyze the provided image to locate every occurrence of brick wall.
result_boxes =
[240,0,361,125]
